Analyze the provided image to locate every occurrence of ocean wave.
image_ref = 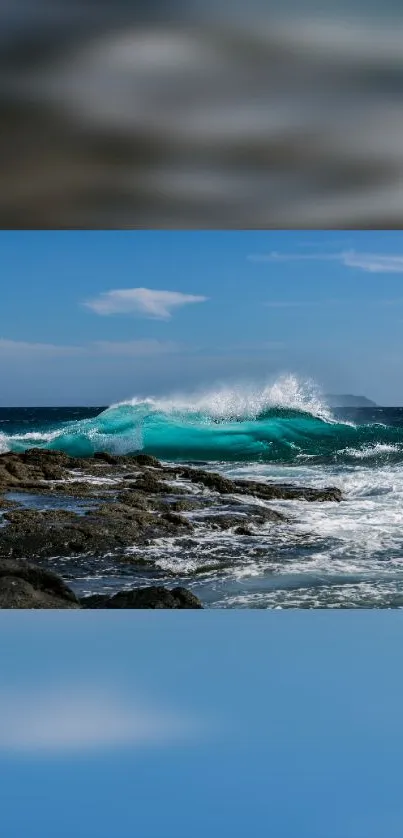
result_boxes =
[1,376,402,465]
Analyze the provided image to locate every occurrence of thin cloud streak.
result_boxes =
[342,252,403,273]
[249,250,403,274]
[84,288,208,319]
[265,298,357,308]
[0,339,82,357]
[91,340,180,357]
[265,300,323,308]
[0,339,182,358]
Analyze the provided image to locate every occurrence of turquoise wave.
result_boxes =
[2,400,403,464]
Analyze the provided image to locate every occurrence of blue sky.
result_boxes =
[1,612,403,838]
[2,230,403,404]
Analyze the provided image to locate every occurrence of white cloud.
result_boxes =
[84,288,208,319]
[249,250,403,274]
[0,684,200,754]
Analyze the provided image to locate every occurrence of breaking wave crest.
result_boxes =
[1,376,402,465]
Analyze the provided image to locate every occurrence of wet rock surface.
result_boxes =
[0,558,202,609]
[0,449,344,604]
[81,586,202,609]
[0,449,342,503]
[0,502,193,560]
[163,465,342,503]
[0,559,80,608]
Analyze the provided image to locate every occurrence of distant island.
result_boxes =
[325,394,377,408]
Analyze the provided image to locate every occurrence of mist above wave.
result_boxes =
[109,375,333,423]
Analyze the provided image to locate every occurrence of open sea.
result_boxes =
[2,380,403,608]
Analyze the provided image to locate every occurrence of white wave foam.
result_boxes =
[340,443,401,459]
[0,432,9,454]
[9,431,61,443]
[109,374,334,423]
[0,429,65,454]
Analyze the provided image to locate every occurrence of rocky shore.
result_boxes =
[0,559,203,609]
[0,449,343,608]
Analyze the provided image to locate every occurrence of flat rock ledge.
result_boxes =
[0,449,343,504]
[0,559,202,610]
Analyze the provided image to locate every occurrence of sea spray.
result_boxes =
[111,374,333,422]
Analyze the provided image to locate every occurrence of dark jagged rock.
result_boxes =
[234,526,253,536]
[0,496,19,510]
[93,502,153,525]
[201,508,285,529]
[169,499,200,512]
[0,577,79,609]
[42,465,66,480]
[161,511,193,530]
[201,514,249,531]
[0,498,194,560]
[93,451,119,465]
[21,448,70,466]
[119,491,154,509]
[0,558,201,609]
[0,448,137,492]
[0,559,79,609]
[0,449,71,489]
[232,480,343,503]
[134,472,173,494]
[183,468,235,494]
[132,453,162,468]
[81,585,202,609]
[167,465,342,503]
[51,482,112,498]
[0,506,136,559]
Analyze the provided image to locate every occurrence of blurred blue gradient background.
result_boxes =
[1,612,403,838]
